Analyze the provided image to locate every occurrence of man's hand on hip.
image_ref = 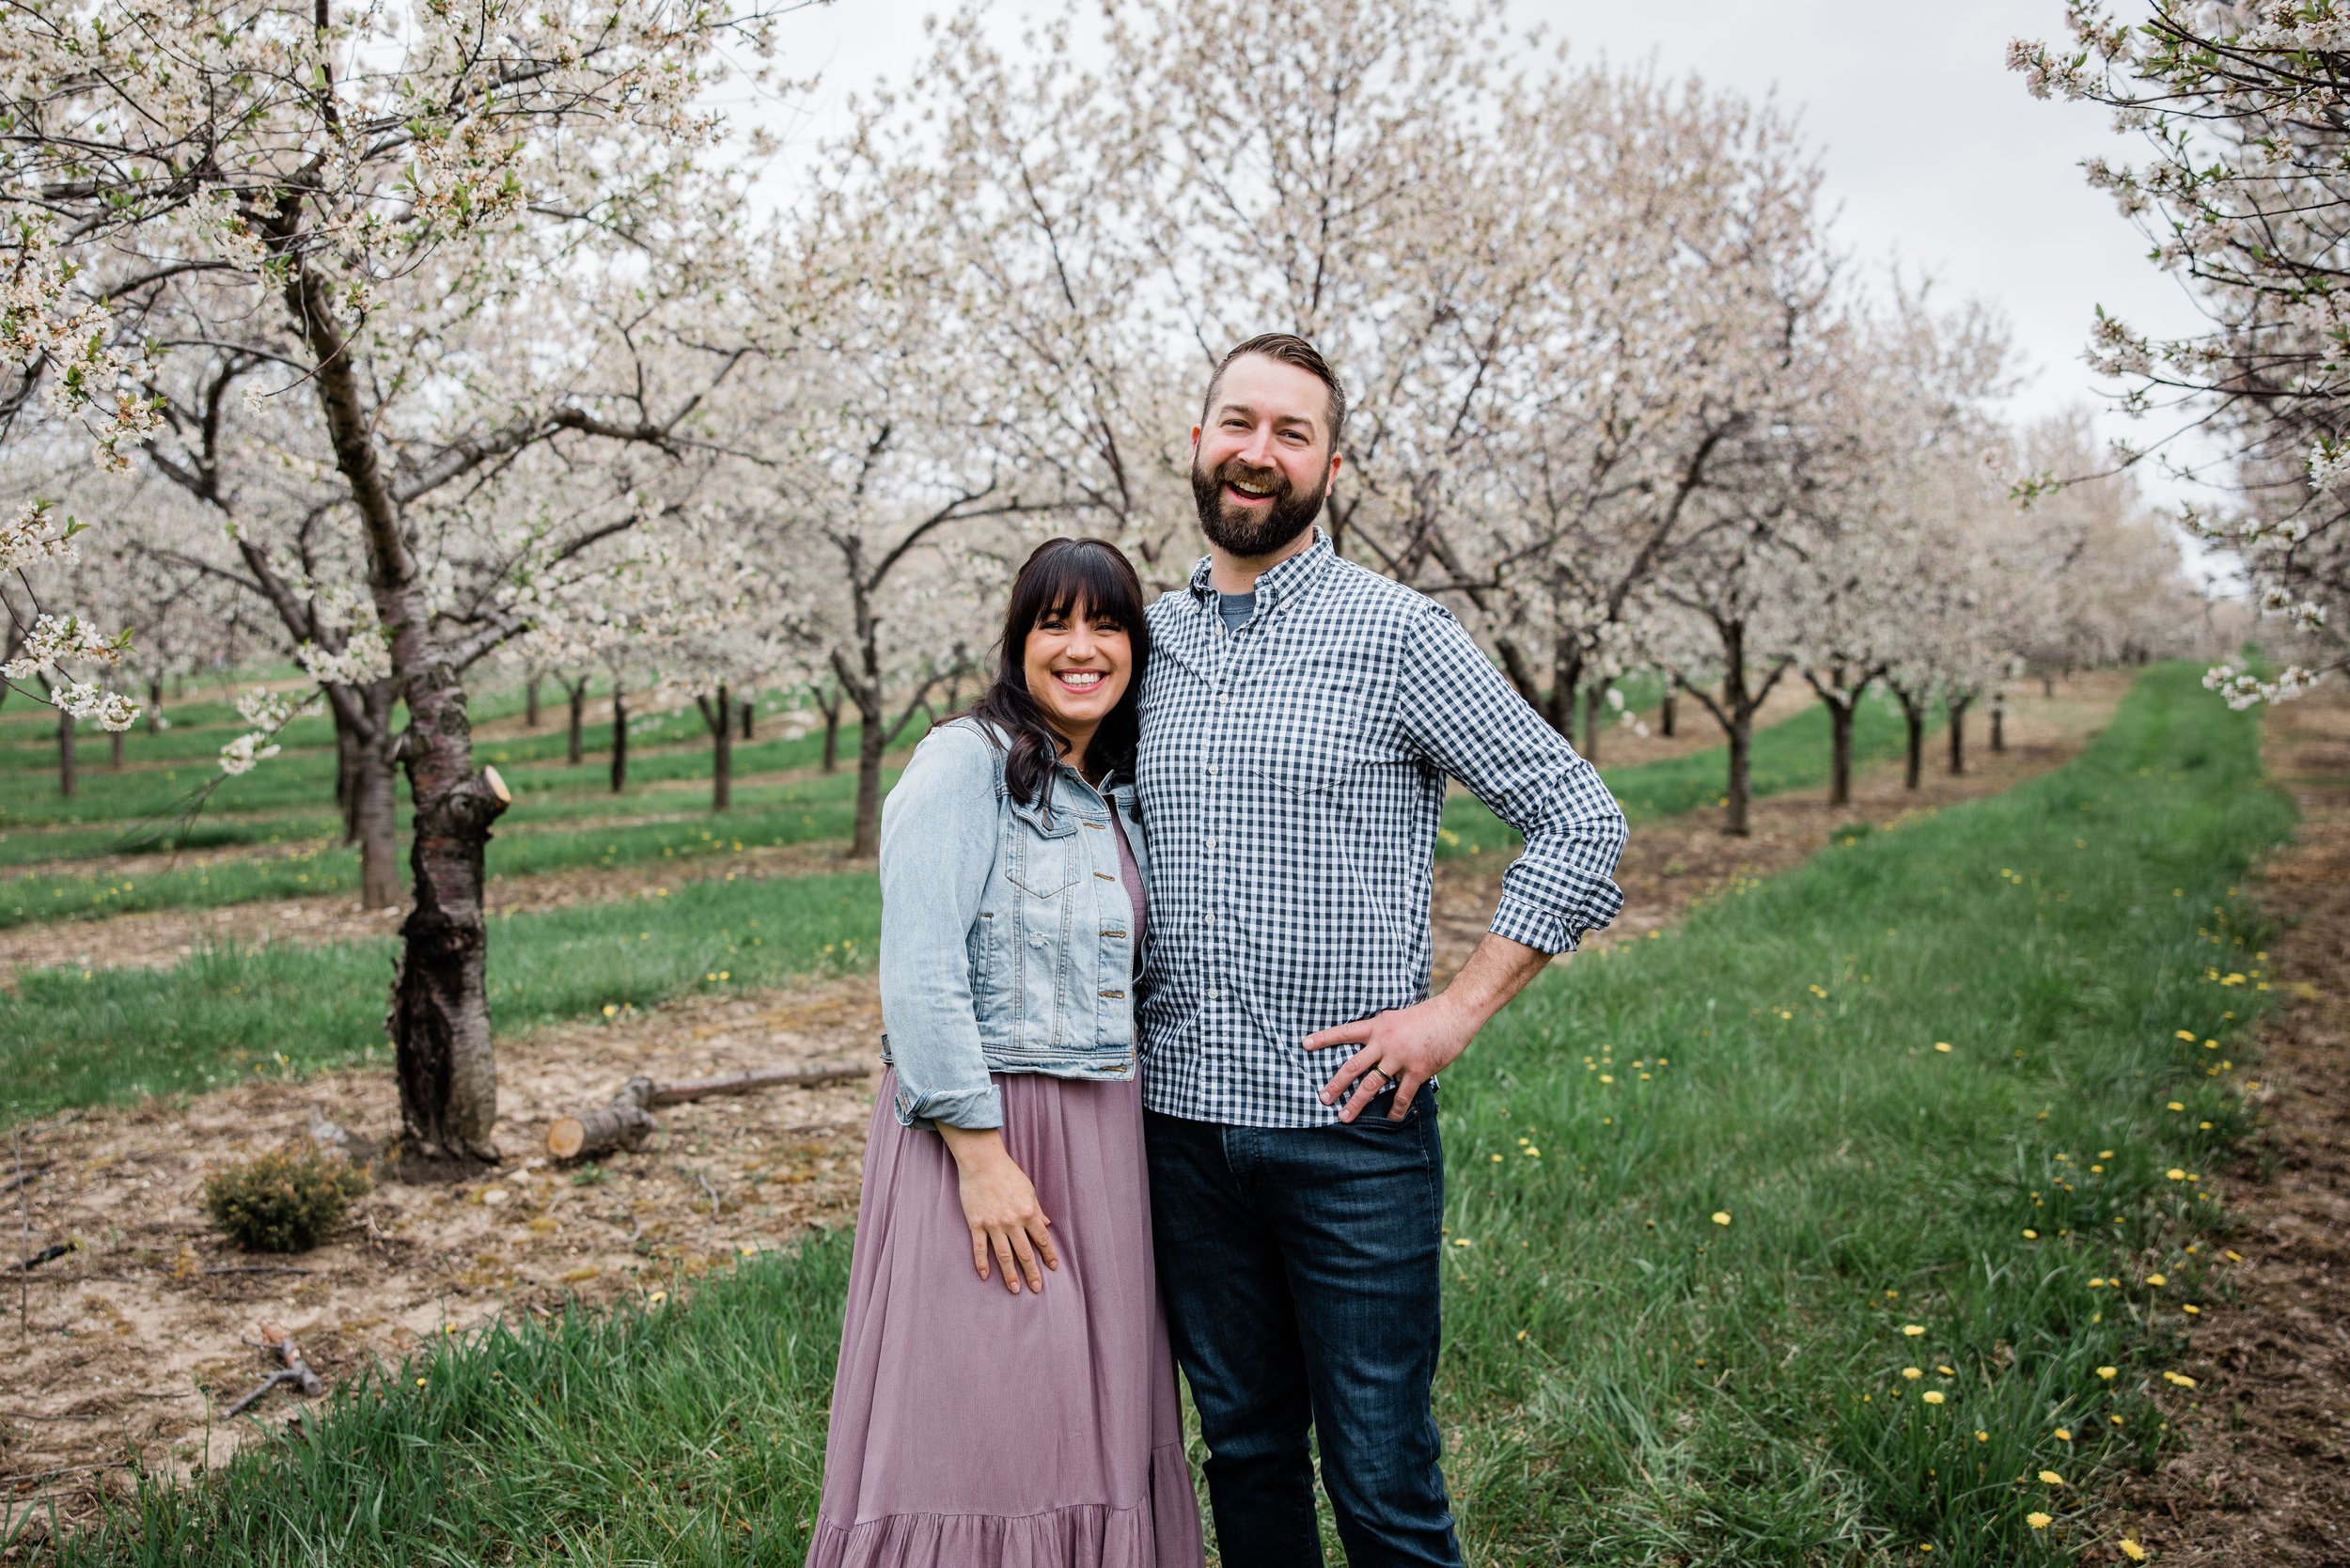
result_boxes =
[1305,932,1554,1123]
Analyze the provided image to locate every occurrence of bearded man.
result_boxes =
[1134,333,1631,1567]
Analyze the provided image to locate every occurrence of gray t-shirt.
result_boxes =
[1216,590,1256,633]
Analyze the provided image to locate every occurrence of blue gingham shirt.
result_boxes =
[1136,530,1629,1128]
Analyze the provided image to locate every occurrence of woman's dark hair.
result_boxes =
[966,537,1151,810]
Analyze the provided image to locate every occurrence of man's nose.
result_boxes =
[1237,425,1279,470]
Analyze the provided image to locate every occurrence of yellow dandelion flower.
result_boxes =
[1976,1431,1989,1443]
[2026,1513,2052,1529]
[2096,1366,2117,1380]
[1903,1367,1923,1380]
[1934,1042,1953,1054]
[2119,1540,2147,1562]
[1902,1325,1926,1337]
[415,1377,429,1388]
[2038,1470,2064,1486]
[1922,1390,1945,1405]
[2054,1428,2072,1441]
[2023,1229,2039,1240]
[2165,1168,2186,1181]
[2145,1273,2167,1287]
[1712,1211,1732,1227]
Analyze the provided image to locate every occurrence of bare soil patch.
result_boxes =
[1,979,881,1536]
[0,673,2125,1537]
[2100,685,2350,1567]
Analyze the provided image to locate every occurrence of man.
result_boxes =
[1136,333,1628,1567]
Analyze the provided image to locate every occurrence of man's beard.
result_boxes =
[1190,453,1328,558]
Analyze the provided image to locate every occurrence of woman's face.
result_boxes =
[1023,595,1132,750]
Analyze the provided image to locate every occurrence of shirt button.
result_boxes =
[1218,693,1232,705]
[1203,911,1216,925]
[1205,836,1218,850]
[1206,989,1220,1002]
[1206,762,1218,776]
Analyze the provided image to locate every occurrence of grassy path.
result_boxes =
[22,665,2293,1565]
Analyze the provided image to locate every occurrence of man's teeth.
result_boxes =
[1230,482,1271,497]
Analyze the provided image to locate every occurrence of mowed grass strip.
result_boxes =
[0,869,882,1125]
[31,666,2287,1565]
[1441,693,1931,856]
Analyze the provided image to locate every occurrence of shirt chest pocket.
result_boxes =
[1003,814,1082,899]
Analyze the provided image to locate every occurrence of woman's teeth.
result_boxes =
[1057,670,1104,689]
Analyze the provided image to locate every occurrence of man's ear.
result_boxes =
[1189,425,1201,457]
[1328,451,1343,482]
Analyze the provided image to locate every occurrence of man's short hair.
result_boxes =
[1200,333,1347,452]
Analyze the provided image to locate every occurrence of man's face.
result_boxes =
[1190,353,1341,558]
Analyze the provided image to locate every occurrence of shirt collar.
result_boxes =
[1184,527,1335,611]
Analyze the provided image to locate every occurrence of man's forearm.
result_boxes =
[1437,931,1554,1031]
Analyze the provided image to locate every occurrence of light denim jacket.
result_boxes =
[878,717,1149,1130]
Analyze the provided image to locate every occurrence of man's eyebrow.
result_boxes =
[1214,399,1319,436]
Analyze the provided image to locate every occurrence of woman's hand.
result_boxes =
[935,1126,1059,1294]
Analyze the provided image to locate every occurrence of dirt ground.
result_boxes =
[0,674,2123,1538]
[2100,686,2350,1566]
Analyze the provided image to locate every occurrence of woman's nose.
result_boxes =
[1064,622,1097,659]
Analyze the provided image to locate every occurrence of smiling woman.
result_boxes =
[806,536,1204,1565]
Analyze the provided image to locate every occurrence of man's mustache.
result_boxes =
[1212,458,1291,498]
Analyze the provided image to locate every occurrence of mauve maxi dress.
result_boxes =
[806,815,1204,1568]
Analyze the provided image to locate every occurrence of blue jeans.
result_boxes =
[1144,1092,1463,1568]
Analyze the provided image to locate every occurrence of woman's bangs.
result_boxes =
[1026,543,1143,629]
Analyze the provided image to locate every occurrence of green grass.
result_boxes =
[1441,692,1929,856]
[0,870,882,1125]
[0,773,889,930]
[22,665,2294,1564]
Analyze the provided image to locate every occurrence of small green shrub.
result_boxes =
[201,1147,370,1252]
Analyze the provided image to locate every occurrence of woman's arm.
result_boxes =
[878,728,1060,1294]
[877,727,1005,1130]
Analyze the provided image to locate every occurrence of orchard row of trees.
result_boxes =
[2,0,2201,1164]
[2014,1,2350,702]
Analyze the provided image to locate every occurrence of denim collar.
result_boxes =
[1183,527,1334,617]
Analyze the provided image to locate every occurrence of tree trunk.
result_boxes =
[1725,714,1754,835]
[821,699,842,774]
[739,696,754,742]
[1660,679,1677,738]
[146,677,163,734]
[109,728,124,771]
[1545,638,1582,739]
[1826,697,1856,809]
[851,695,885,857]
[1580,683,1605,765]
[1990,691,2006,754]
[565,679,588,766]
[334,704,365,844]
[56,707,75,798]
[1947,694,1970,776]
[271,230,508,1168]
[698,684,733,812]
[2041,672,2055,699]
[610,683,629,794]
[525,677,540,729]
[1891,688,1925,791]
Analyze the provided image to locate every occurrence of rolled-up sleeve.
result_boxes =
[877,727,1004,1129]
[1395,606,1629,953]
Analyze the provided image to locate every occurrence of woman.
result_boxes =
[807,538,1203,1567]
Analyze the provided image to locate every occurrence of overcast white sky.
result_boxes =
[746,0,2206,489]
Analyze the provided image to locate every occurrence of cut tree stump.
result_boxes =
[545,1063,868,1161]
